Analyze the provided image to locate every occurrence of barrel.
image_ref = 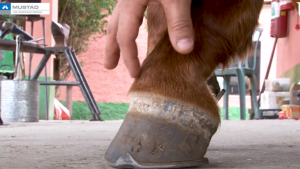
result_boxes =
[1,80,40,122]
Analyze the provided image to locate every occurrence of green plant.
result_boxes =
[58,0,115,81]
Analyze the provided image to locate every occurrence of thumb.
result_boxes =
[161,0,194,54]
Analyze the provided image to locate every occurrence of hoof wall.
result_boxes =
[107,153,209,169]
[105,92,219,168]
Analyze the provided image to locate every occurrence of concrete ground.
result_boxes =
[0,120,299,169]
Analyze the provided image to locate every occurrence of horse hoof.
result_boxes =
[104,92,219,168]
[106,153,208,169]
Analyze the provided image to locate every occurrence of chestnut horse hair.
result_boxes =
[129,0,264,122]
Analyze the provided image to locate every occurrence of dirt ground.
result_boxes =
[0,120,299,169]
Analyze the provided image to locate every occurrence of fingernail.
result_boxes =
[176,38,194,51]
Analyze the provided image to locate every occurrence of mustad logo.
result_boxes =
[9,3,50,15]
[12,5,39,9]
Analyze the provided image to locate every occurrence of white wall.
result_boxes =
[259,4,278,90]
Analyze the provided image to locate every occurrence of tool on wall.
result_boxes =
[14,35,25,80]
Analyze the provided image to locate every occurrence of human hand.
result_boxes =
[104,0,194,78]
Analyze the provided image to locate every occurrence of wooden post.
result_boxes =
[66,86,73,119]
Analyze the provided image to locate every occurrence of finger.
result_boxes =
[117,0,147,78]
[161,0,194,54]
[104,3,121,69]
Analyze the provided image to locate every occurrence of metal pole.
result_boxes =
[42,18,49,120]
[28,20,33,80]
[63,49,95,118]
[70,50,102,120]
[66,86,73,119]
[64,49,102,121]
[258,37,278,106]
[30,52,51,80]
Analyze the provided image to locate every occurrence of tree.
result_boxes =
[58,0,115,81]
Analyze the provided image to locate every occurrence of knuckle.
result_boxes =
[170,21,192,32]
[116,34,125,45]
[116,34,136,48]
[106,23,117,37]
[106,28,114,36]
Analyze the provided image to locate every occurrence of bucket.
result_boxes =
[0,75,8,119]
[1,80,40,122]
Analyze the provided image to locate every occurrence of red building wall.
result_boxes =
[58,20,148,103]
[276,9,300,80]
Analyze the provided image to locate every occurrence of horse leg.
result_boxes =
[104,0,263,168]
